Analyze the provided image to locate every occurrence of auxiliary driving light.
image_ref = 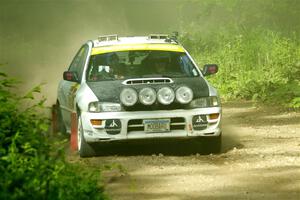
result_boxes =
[120,88,138,106]
[176,86,193,104]
[157,87,175,105]
[139,87,156,105]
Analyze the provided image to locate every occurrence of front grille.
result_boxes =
[124,102,188,111]
[127,117,185,133]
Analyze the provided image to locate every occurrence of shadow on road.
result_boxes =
[91,139,212,156]
[90,129,243,156]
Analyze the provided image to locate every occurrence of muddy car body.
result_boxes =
[56,34,222,157]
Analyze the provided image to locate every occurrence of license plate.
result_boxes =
[143,119,170,133]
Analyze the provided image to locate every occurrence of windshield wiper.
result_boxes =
[142,74,164,78]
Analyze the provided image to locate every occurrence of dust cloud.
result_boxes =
[0,0,184,105]
[1,0,299,105]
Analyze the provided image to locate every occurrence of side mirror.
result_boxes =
[203,64,218,76]
[63,71,79,82]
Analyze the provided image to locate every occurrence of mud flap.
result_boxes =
[51,104,57,135]
[70,112,78,151]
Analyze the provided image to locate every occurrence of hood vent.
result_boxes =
[123,78,173,85]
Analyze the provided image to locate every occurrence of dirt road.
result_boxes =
[68,101,300,200]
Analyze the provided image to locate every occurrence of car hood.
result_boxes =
[86,77,209,103]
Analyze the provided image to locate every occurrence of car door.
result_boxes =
[58,44,90,132]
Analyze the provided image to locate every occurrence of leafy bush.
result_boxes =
[0,69,108,200]
[181,29,300,108]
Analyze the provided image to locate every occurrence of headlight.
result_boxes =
[209,96,220,106]
[139,87,156,105]
[189,96,220,108]
[88,102,121,112]
[120,88,138,106]
[176,86,193,104]
[157,87,175,105]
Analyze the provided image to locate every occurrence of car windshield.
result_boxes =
[86,50,199,81]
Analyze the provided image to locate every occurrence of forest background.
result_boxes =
[1,0,299,108]
[0,0,299,199]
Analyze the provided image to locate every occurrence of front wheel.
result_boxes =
[202,133,222,154]
[77,115,96,157]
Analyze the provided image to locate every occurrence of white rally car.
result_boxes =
[56,34,222,157]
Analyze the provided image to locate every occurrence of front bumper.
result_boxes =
[81,107,222,143]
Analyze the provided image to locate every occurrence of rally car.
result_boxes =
[56,34,222,157]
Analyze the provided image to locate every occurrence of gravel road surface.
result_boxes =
[68,101,300,200]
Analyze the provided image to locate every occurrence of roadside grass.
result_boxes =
[0,69,109,200]
[181,28,300,109]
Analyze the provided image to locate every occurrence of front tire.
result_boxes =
[202,133,222,154]
[77,114,96,157]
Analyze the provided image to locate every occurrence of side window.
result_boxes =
[68,45,89,81]
[179,54,199,77]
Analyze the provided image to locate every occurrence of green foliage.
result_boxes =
[0,71,108,200]
[182,29,300,108]
[178,0,300,38]
[177,0,300,109]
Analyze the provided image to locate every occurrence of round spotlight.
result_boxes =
[139,87,156,105]
[176,86,193,104]
[157,87,175,105]
[120,88,138,106]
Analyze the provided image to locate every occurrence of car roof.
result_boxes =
[92,35,177,47]
[90,34,185,55]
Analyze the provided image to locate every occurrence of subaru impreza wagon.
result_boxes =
[56,34,222,157]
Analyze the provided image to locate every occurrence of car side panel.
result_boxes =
[58,80,79,132]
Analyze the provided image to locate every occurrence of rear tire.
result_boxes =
[77,115,96,157]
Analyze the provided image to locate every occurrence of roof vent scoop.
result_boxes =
[148,32,179,43]
[98,34,118,42]
[148,34,169,40]
[123,78,173,85]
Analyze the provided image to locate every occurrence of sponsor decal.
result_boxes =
[68,83,79,109]
[192,115,207,130]
[105,119,121,135]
